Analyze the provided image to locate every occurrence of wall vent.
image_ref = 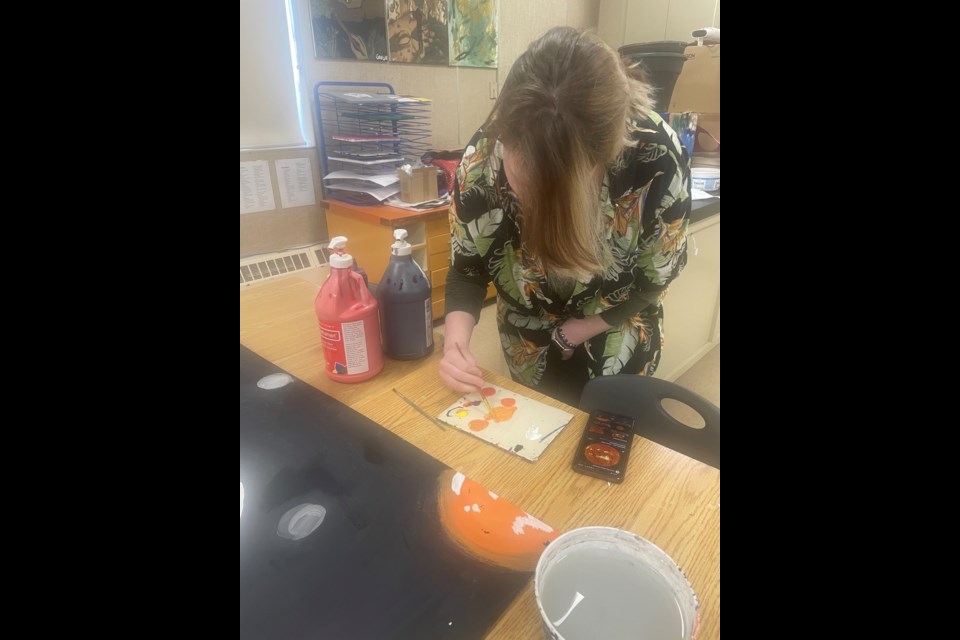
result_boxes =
[240,244,327,287]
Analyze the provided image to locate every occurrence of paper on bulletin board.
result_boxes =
[437,384,574,462]
[240,160,276,214]
[276,157,317,209]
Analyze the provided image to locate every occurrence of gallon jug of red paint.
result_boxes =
[377,229,435,360]
[315,236,383,383]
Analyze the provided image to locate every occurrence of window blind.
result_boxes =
[240,0,305,149]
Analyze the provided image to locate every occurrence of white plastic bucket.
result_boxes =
[691,167,720,191]
[534,527,699,640]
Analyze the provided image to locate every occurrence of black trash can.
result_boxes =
[619,41,692,112]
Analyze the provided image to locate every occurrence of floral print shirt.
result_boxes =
[445,110,691,394]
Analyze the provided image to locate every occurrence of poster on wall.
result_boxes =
[310,0,388,62]
[448,0,498,68]
[386,0,450,64]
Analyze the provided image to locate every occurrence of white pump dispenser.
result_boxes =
[328,236,354,268]
[391,229,412,256]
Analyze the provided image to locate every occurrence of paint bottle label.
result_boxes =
[319,320,370,375]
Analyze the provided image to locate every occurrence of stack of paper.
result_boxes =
[324,170,400,204]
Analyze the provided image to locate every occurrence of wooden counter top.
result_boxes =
[321,198,448,227]
[240,273,720,639]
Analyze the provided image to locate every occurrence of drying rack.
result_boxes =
[313,81,432,178]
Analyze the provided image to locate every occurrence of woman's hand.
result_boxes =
[439,311,484,394]
[439,342,485,394]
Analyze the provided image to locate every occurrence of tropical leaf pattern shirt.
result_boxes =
[445,111,691,402]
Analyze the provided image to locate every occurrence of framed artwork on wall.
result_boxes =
[448,0,498,68]
[387,0,450,64]
[310,0,389,62]
[309,0,497,68]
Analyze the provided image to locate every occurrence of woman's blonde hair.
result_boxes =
[484,27,654,279]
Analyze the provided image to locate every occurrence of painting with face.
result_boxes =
[387,0,450,64]
[310,0,388,61]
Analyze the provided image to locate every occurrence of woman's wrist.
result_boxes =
[556,316,613,347]
[442,311,476,353]
[551,325,576,360]
[554,324,577,349]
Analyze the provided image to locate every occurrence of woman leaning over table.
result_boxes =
[439,26,692,406]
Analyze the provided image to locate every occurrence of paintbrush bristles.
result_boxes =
[478,391,495,415]
[454,342,495,414]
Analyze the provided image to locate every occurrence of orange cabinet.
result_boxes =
[322,200,495,325]
[425,216,495,322]
[425,216,449,321]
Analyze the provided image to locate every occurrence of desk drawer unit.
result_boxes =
[426,217,450,321]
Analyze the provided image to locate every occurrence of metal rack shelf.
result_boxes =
[313,81,432,180]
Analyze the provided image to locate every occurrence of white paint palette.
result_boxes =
[437,384,574,462]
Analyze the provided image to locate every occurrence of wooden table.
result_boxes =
[240,274,720,639]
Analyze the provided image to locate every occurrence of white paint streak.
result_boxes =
[257,373,294,390]
[463,505,471,512]
[511,514,554,536]
[451,472,465,496]
[471,503,481,513]
[488,490,499,500]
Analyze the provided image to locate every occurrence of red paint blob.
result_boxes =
[481,387,496,397]
[500,398,516,407]
[469,420,489,431]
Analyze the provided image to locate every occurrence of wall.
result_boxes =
[240,147,327,257]
[596,0,719,150]
[598,0,719,49]
[240,0,601,258]
[294,0,599,151]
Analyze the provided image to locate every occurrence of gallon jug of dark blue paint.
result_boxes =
[377,229,434,360]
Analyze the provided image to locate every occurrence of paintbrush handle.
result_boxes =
[453,342,494,412]
[478,391,495,414]
[393,388,446,431]
[538,423,568,442]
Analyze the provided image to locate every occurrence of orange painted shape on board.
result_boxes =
[469,419,489,431]
[436,470,559,571]
[485,405,517,423]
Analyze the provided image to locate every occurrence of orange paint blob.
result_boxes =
[481,387,496,397]
[500,398,516,407]
[436,470,559,571]
[469,419,489,431]
[485,405,517,422]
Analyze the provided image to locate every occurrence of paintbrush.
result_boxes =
[454,343,496,415]
[393,388,446,431]
[538,423,569,443]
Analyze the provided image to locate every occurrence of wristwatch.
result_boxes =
[551,325,576,360]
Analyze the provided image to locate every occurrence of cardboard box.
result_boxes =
[669,44,719,114]
[397,166,439,203]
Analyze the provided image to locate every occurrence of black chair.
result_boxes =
[579,375,720,469]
